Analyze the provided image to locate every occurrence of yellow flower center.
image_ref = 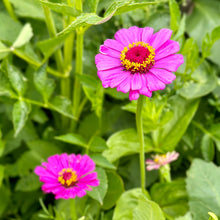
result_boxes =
[120,41,155,74]
[58,168,78,188]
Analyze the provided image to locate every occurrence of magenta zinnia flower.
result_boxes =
[146,151,179,171]
[95,26,184,100]
[34,153,99,199]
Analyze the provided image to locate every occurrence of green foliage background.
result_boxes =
[0,0,220,219]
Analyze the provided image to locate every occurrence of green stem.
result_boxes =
[136,95,146,193]
[12,49,65,78]
[42,5,64,71]
[73,30,84,119]
[3,0,17,21]
[70,199,77,220]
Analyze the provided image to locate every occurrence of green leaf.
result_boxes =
[87,167,108,205]
[152,96,199,151]
[0,165,4,188]
[49,95,75,119]
[0,11,22,43]
[84,0,100,13]
[175,212,192,220]
[186,0,220,65]
[90,154,116,170]
[169,0,181,32]
[103,129,153,162]
[0,130,5,157]
[78,74,99,90]
[0,70,14,96]
[15,173,42,191]
[55,133,87,148]
[182,38,199,72]
[12,23,33,48]
[208,212,219,220]
[113,188,165,220]
[83,84,104,118]
[0,41,10,60]
[150,180,188,218]
[37,13,113,58]
[186,159,220,220]
[179,62,217,99]
[211,26,220,43]
[39,0,81,17]
[89,136,108,153]
[26,139,62,160]
[207,123,220,151]
[7,62,27,96]
[12,101,31,137]
[34,63,55,103]
[0,185,10,216]
[10,0,44,20]
[102,171,124,210]
[201,134,215,161]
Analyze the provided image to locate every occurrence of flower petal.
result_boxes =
[150,28,172,50]
[117,75,132,93]
[95,54,122,70]
[100,45,121,58]
[114,28,134,46]
[139,74,152,97]
[149,68,176,84]
[129,90,140,100]
[128,26,143,42]
[153,54,184,72]
[103,39,124,52]
[110,71,131,88]
[131,73,143,90]
[142,27,154,43]
[146,73,166,91]
[155,40,180,60]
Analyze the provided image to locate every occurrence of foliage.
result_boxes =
[0,0,220,219]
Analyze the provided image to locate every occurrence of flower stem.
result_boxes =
[3,0,17,21]
[70,199,77,220]
[136,95,146,193]
[73,29,84,120]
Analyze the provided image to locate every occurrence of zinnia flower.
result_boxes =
[146,151,179,171]
[95,26,184,100]
[34,153,100,199]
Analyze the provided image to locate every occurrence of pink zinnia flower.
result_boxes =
[95,26,184,100]
[146,151,179,171]
[34,153,100,199]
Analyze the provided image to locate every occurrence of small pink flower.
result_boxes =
[34,153,99,199]
[146,151,179,171]
[95,26,184,100]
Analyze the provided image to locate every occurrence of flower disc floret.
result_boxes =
[34,153,100,199]
[120,42,155,73]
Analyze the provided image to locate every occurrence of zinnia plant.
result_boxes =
[34,153,99,199]
[95,26,184,100]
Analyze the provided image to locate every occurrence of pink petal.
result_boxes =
[131,73,143,90]
[149,68,176,84]
[100,45,121,58]
[153,54,184,72]
[139,74,152,97]
[117,74,132,93]
[114,28,134,46]
[146,73,166,91]
[146,164,161,171]
[103,39,124,52]
[110,71,131,88]
[97,67,123,81]
[129,90,140,100]
[95,54,122,70]
[150,29,172,50]
[155,40,180,60]
[128,26,143,42]
[142,27,154,43]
